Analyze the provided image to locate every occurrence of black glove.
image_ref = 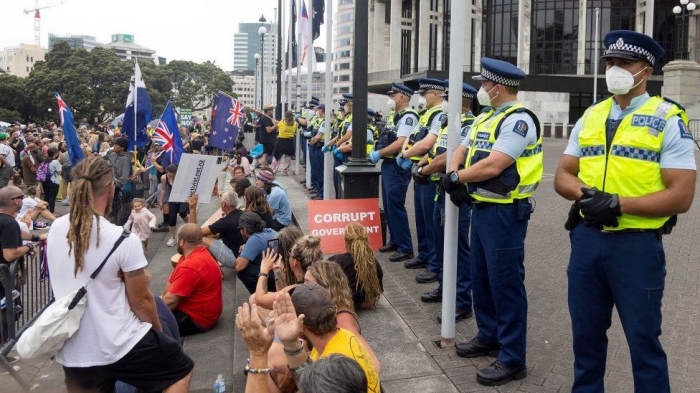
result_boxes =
[449,185,472,206]
[442,171,462,194]
[564,200,582,231]
[412,165,429,185]
[578,187,622,228]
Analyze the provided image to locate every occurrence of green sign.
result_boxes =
[180,107,193,127]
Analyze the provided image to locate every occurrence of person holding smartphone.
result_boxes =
[234,212,279,294]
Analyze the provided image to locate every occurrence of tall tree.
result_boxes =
[166,60,233,111]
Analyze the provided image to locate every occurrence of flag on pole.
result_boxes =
[210,92,244,151]
[291,0,298,68]
[54,93,84,166]
[300,1,317,70]
[312,0,325,40]
[122,60,152,151]
[152,102,184,166]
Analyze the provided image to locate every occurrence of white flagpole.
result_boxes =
[281,4,286,109]
[305,0,313,187]
[133,59,138,169]
[323,0,333,199]
[295,0,303,176]
[287,1,293,111]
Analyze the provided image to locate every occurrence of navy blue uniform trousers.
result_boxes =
[471,202,529,367]
[414,181,437,270]
[380,160,413,254]
[309,144,323,194]
[568,224,669,393]
[434,190,472,311]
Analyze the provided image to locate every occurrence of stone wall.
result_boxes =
[519,91,570,126]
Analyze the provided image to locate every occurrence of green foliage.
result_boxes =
[0,41,233,125]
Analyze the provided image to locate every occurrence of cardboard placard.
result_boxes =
[168,153,223,203]
[308,198,382,254]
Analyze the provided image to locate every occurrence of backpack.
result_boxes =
[36,162,50,182]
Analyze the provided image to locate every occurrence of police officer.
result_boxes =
[398,78,446,281]
[323,94,354,197]
[554,31,695,392]
[336,109,377,156]
[444,58,542,386]
[413,82,477,324]
[369,83,419,262]
[306,103,326,199]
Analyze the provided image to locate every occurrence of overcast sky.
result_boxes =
[0,0,328,70]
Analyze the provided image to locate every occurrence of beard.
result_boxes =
[177,244,184,255]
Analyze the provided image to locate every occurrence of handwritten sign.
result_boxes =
[168,153,223,203]
[307,198,382,254]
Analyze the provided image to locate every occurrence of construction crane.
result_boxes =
[23,0,64,47]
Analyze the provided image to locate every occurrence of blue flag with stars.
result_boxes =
[210,92,243,151]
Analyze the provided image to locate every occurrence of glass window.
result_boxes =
[530,0,579,75]
[585,1,636,74]
[482,0,519,65]
[653,0,680,73]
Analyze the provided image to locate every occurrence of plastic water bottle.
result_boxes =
[0,290,20,310]
[213,374,226,393]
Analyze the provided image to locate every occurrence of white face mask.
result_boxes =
[387,98,396,110]
[605,65,647,95]
[477,85,498,107]
[417,96,427,106]
[441,100,449,109]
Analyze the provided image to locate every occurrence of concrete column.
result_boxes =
[436,0,444,70]
[473,0,483,72]
[464,3,473,71]
[662,60,700,112]
[372,0,387,72]
[389,0,402,74]
[517,0,531,72]
[635,0,654,35]
[368,1,376,72]
[418,0,431,70]
[577,0,587,75]
[689,11,698,62]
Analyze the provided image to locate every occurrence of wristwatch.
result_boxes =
[258,272,269,278]
[450,171,460,184]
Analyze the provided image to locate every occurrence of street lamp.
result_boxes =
[254,53,261,108]
[259,15,268,109]
[673,0,697,60]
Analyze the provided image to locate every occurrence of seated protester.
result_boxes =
[244,186,274,229]
[273,286,381,393]
[229,165,247,182]
[254,235,323,310]
[236,212,278,294]
[186,191,245,267]
[18,186,57,229]
[255,170,292,231]
[305,261,381,375]
[275,226,304,288]
[229,151,251,177]
[298,354,369,393]
[328,223,384,310]
[234,177,251,210]
[162,224,223,336]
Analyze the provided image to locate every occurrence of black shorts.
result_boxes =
[63,328,194,392]
[262,140,276,155]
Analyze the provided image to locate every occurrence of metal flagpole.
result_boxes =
[440,0,465,347]
[323,0,333,199]
[287,0,293,112]
[305,0,313,187]
[280,3,285,113]
[593,7,600,103]
[133,59,138,171]
[295,0,303,175]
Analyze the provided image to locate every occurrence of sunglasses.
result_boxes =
[11,194,25,201]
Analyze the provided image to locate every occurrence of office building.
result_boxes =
[230,70,257,108]
[106,34,158,62]
[0,44,45,77]
[48,34,103,51]
[332,0,356,99]
[233,22,278,72]
[367,0,696,125]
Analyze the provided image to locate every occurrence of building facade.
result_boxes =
[367,0,696,125]
[233,23,278,72]
[48,34,103,51]
[0,44,45,77]
[229,70,257,108]
[332,0,356,99]
[106,34,159,63]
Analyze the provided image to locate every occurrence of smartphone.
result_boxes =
[267,238,279,252]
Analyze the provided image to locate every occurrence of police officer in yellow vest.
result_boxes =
[397,78,447,281]
[322,94,353,197]
[336,109,377,156]
[443,58,542,386]
[413,81,477,324]
[369,83,419,262]
[554,31,696,393]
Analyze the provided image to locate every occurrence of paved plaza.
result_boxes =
[2,138,700,392]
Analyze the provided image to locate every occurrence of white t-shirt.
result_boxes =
[18,197,39,221]
[47,215,151,367]
[0,143,15,167]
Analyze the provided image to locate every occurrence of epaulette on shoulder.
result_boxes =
[662,97,686,111]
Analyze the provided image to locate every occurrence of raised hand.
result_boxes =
[273,292,304,347]
[235,303,275,356]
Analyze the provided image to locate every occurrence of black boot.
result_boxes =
[455,337,500,358]
[476,360,527,386]
[420,288,442,303]
[437,308,472,323]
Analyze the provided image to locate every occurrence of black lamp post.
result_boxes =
[673,0,697,60]
[276,0,283,118]
[336,0,381,199]
[259,15,268,108]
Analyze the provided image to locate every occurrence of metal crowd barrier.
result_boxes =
[0,241,54,392]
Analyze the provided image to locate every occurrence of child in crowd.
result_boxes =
[124,198,157,252]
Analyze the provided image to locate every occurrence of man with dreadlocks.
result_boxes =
[46,156,194,392]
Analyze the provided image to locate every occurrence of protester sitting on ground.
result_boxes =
[187,191,245,267]
[256,170,292,231]
[17,186,56,229]
[46,156,193,392]
[274,286,381,393]
[305,261,381,374]
[162,223,223,336]
[245,185,275,228]
[124,198,157,252]
[229,151,251,177]
[235,212,279,294]
[328,223,384,310]
[276,226,304,288]
[253,235,323,310]
[234,177,251,210]
[160,164,189,247]
[235,303,369,393]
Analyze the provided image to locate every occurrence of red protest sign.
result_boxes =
[308,198,382,254]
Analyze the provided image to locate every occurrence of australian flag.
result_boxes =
[55,93,84,166]
[122,59,152,151]
[210,92,243,151]
[152,102,184,166]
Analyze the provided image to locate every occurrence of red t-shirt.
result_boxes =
[168,247,223,329]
